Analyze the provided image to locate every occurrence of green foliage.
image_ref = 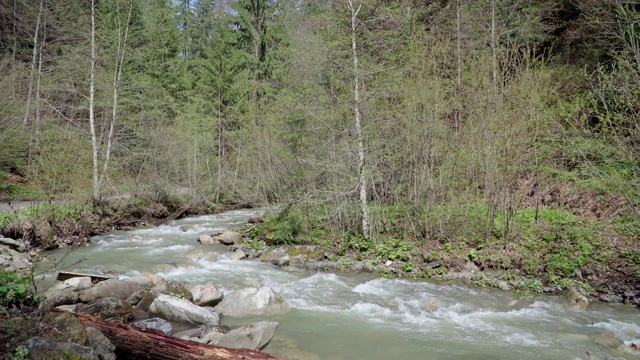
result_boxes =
[258,207,303,245]
[8,345,29,360]
[0,270,32,308]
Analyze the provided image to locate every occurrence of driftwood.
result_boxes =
[56,271,112,284]
[69,312,280,360]
[164,205,189,222]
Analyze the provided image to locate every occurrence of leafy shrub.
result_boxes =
[0,270,32,308]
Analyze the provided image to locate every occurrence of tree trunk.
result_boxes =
[70,312,280,360]
[348,0,371,239]
[457,0,461,88]
[90,0,99,201]
[24,0,44,126]
[491,0,497,87]
[98,0,134,195]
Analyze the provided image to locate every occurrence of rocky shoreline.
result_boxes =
[33,272,288,359]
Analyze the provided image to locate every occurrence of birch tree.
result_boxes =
[346,0,370,239]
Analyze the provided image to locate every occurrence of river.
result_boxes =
[41,208,640,360]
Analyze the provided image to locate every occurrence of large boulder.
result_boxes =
[50,277,93,292]
[24,337,99,360]
[79,297,135,323]
[42,289,78,308]
[85,326,116,360]
[225,249,246,261]
[136,280,193,312]
[563,285,589,310]
[216,287,289,316]
[198,234,218,245]
[133,318,173,335]
[79,275,155,303]
[47,311,116,360]
[214,230,241,245]
[191,284,224,306]
[149,294,220,325]
[211,322,278,351]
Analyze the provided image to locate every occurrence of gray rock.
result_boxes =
[149,294,220,325]
[211,322,278,350]
[497,281,510,291]
[79,297,135,323]
[136,280,193,312]
[51,277,93,292]
[79,275,155,303]
[214,230,241,245]
[599,294,623,303]
[216,287,289,316]
[25,337,98,360]
[260,248,287,264]
[0,237,22,250]
[85,326,116,360]
[247,215,264,224]
[49,312,88,344]
[55,304,79,313]
[563,285,589,310]
[126,289,148,306]
[363,261,374,272]
[198,234,218,245]
[191,284,224,306]
[133,317,173,335]
[42,289,78,308]
[225,249,246,261]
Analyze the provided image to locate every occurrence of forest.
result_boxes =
[1,0,640,291]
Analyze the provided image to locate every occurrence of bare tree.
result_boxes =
[347,0,371,239]
[23,0,44,126]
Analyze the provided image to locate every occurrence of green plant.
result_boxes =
[8,345,29,360]
[0,270,31,307]
[400,261,414,272]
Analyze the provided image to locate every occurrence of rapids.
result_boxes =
[41,208,640,360]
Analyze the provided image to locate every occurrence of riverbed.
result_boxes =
[41,208,640,359]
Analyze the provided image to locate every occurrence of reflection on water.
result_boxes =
[41,208,640,360]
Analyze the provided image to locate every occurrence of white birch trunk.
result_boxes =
[348,0,371,239]
[491,0,497,87]
[90,0,99,200]
[24,0,44,126]
[98,0,134,193]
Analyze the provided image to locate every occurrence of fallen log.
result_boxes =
[164,205,189,222]
[69,312,280,360]
[56,271,112,284]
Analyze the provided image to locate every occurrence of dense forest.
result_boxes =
[1,0,640,289]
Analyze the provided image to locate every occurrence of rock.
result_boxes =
[563,285,589,310]
[497,281,510,291]
[85,326,116,360]
[214,230,241,245]
[42,289,78,308]
[247,215,264,224]
[133,317,173,335]
[211,322,278,351]
[216,287,289,316]
[191,284,224,306]
[49,312,88,345]
[363,261,374,272]
[0,237,23,250]
[260,248,287,265]
[136,280,193,312]
[79,275,155,303]
[274,255,289,266]
[424,298,438,312]
[149,294,220,325]
[126,289,148,306]
[198,234,218,245]
[55,304,80,313]
[225,249,246,261]
[79,297,135,323]
[51,277,93,292]
[599,294,623,303]
[24,337,99,360]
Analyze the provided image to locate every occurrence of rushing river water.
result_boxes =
[41,208,640,360]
